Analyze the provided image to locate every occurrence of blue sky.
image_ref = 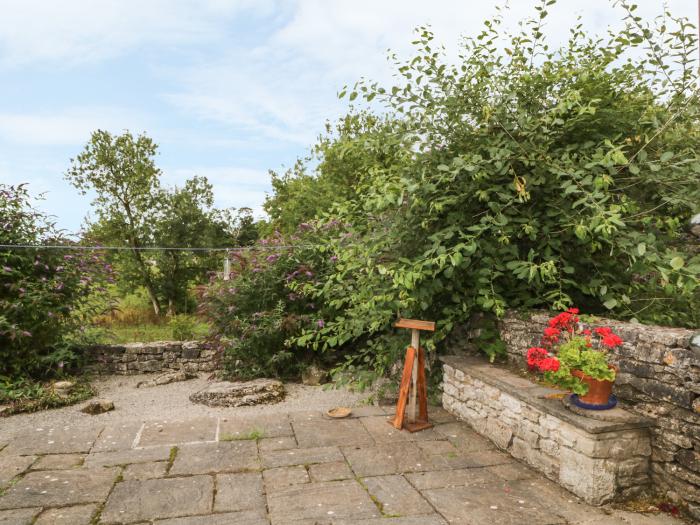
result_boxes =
[0,0,696,234]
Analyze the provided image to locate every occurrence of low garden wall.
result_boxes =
[442,356,653,505]
[446,310,700,518]
[85,341,218,375]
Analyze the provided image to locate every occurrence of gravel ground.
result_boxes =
[0,374,370,441]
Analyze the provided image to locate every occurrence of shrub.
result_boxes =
[202,230,333,380]
[0,184,111,378]
[169,314,199,341]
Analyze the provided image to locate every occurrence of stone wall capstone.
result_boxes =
[474,310,700,519]
[85,341,217,375]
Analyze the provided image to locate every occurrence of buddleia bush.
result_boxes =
[0,184,111,378]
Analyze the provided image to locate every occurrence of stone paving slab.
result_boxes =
[101,475,213,523]
[360,415,443,442]
[0,456,35,489]
[31,453,83,470]
[262,446,343,469]
[308,461,354,482]
[92,422,144,452]
[293,417,374,448]
[122,461,168,481]
[34,503,97,525]
[0,507,41,525]
[214,472,265,513]
[362,474,434,517]
[267,479,379,524]
[262,465,309,491]
[219,414,293,440]
[406,466,503,490]
[138,418,218,447]
[258,436,297,452]
[342,442,435,477]
[0,468,118,509]
[154,511,269,525]
[3,425,102,455]
[169,441,258,475]
[84,445,172,469]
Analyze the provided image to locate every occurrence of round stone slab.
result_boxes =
[189,379,285,407]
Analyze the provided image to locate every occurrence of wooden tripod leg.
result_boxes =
[391,346,416,430]
[417,346,428,422]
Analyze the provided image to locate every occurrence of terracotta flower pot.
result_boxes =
[571,365,618,406]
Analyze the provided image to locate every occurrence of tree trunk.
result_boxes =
[122,201,161,317]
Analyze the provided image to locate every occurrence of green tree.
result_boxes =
[151,176,231,314]
[263,113,389,234]
[66,130,164,315]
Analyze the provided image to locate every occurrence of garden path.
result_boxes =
[0,405,684,524]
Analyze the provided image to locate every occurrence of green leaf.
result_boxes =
[660,151,673,162]
[637,243,646,256]
[603,299,618,310]
[670,256,684,270]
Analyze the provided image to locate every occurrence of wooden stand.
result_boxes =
[390,318,435,432]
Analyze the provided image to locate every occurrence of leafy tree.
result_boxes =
[68,130,250,316]
[66,130,164,315]
[263,113,390,234]
[151,176,232,314]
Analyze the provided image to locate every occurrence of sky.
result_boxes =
[0,0,697,235]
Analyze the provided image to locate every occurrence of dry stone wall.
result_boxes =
[487,311,699,519]
[442,355,653,505]
[85,341,217,375]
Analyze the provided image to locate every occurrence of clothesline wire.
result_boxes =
[0,244,318,252]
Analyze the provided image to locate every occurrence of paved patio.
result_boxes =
[0,406,681,524]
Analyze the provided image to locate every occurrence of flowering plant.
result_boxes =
[526,308,623,395]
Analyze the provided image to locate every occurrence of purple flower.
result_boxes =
[266,254,279,263]
[21,330,32,337]
[2,266,11,272]
[330,256,338,263]
[316,319,325,328]
[305,271,313,277]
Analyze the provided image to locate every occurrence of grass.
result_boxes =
[220,428,265,442]
[0,377,94,416]
[92,320,211,344]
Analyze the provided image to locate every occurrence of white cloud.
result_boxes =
[0,0,274,67]
[0,107,146,146]
[163,166,271,217]
[165,0,698,147]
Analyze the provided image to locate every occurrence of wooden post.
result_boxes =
[407,328,420,423]
[391,318,435,432]
[223,256,231,281]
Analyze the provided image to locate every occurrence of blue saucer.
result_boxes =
[569,393,617,410]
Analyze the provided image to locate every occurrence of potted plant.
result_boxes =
[526,308,623,409]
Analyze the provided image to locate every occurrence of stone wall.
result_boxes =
[490,311,699,519]
[442,356,653,505]
[85,341,217,375]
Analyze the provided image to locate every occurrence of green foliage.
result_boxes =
[168,314,201,341]
[544,338,615,395]
[0,377,94,416]
[0,184,110,378]
[67,130,246,317]
[206,1,698,386]
[202,232,333,380]
[289,1,699,377]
